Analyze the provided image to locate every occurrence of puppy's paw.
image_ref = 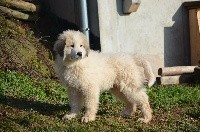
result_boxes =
[62,113,77,120]
[81,114,96,123]
[137,117,151,123]
[120,107,136,117]
[120,111,132,117]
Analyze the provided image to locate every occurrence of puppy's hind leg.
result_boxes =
[132,89,152,123]
[110,87,136,116]
[62,89,83,120]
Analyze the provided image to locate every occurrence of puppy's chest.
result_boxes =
[63,66,84,87]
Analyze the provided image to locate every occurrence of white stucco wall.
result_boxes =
[97,0,199,75]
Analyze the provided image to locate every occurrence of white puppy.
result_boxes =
[54,30,154,123]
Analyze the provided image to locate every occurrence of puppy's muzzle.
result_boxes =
[77,52,82,57]
[70,50,83,59]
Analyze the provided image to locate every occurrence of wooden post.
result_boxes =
[197,9,200,33]
[156,74,194,85]
[158,66,196,76]
[0,6,35,21]
[0,0,39,12]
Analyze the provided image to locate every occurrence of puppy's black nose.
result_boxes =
[77,52,82,57]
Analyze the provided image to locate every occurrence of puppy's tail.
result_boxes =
[134,56,156,87]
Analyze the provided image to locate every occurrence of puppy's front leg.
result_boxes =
[81,89,100,123]
[62,88,83,120]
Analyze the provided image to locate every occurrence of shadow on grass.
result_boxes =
[186,109,200,120]
[0,95,70,117]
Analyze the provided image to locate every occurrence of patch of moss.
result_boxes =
[0,15,55,78]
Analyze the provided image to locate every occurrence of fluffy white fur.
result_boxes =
[54,30,154,123]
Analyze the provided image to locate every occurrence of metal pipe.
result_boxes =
[79,0,90,45]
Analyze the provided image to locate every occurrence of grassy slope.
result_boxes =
[0,70,200,132]
[0,15,55,79]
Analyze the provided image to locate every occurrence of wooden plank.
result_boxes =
[158,66,196,76]
[189,9,200,65]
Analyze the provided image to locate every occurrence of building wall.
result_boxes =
[97,0,199,75]
[42,0,78,24]
[42,0,101,50]
[42,0,199,75]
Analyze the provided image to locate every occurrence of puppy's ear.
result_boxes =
[80,32,90,57]
[86,46,90,57]
[83,39,90,57]
[54,39,65,57]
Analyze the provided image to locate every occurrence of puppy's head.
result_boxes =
[54,30,89,61]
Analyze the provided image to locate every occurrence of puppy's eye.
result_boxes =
[80,45,83,47]
[71,45,74,48]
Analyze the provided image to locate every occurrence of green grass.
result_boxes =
[0,70,200,131]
